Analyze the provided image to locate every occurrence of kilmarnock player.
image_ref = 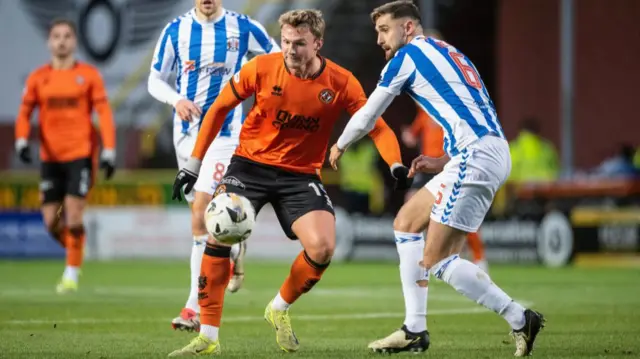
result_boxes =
[330,1,544,356]
[148,0,280,332]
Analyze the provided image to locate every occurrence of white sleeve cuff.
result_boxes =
[148,71,184,107]
[15,138,28,152]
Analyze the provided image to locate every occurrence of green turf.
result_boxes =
[0,261,638,358]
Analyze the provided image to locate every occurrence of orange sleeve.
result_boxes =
[192,60,258,160]
[90,69,116,150]
[229,57,258,100]
[15,71,39,141]
[342,73,402,167]
[192,84,248,160]
[368,119,402,167]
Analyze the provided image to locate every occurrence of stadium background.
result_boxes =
[0,1,639,358]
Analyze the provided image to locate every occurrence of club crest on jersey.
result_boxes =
[227,36,240,52]
[76,76,84,85]
[318,89,335,104]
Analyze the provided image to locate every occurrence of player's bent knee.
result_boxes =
[298,229,335,264]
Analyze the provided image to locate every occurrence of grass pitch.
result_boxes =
[0,261,639,358]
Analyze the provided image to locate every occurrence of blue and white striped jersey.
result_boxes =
[378,36,504,156]
[150,8,279,138]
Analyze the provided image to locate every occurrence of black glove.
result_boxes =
[391,165,413,191]
[172,168,199,202]
[15,140,32,164]
[100,149,116,180]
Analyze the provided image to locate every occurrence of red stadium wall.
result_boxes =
[497,0,640,169]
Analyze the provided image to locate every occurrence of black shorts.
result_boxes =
[410,172,436,190]
[41,157,94,204]
[214,156,335,240]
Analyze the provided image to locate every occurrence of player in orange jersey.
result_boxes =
[403,104,488,271]
[169,9,411,356]
[14,19,116,294]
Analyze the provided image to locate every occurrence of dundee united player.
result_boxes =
[169,9,412,356]
[330,1,544,356]
[14,19,116,294]
[148,0,279,332]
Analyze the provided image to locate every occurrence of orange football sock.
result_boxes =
[466,232,486,263]
[279,251,329,305]
[65,226,86,267]
[199,244,231,328]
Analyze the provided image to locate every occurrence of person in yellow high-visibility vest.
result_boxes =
[509,118,560,183]
[338,138,384,214]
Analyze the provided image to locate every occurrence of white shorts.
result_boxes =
[425,135,511,232]
[174,124,238,202]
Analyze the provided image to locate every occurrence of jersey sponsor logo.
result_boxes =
[233,72,240,83]
[183,61,233,77]
[47,97,80,109]
[227,36,240,52]
[273,109,320,133]
[318,89,335,104]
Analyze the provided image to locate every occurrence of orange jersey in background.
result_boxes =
[15,62,115,162]
[410,107,445,158]
[194,53,401,174]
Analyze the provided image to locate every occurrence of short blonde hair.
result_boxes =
[278,9,325,39]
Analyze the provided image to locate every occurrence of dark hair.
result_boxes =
[370,1,422,24]
[49,18,77,36]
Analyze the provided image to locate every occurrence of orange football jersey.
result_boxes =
[15,62,115,162]
[194,53,401,174]
[410,106,446,158]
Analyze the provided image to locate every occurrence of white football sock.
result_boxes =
[271,291,291,311]
[436,254,526,330]
[63,266,79,282]
[200,324,219,341]
[185,234,208,312]
[394,231,428,333]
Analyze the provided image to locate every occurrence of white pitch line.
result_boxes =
[3,302,532,325]
[0,286,469,302]
[2,307,482,325]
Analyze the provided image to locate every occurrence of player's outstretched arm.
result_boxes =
[191,83,243,161]
[90,69,117,179]
[172,82,245,201]
[14,72,38,164]
[331,73,411,189]
[367,118,414,190]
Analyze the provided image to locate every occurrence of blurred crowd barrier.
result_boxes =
[1,172,638,267]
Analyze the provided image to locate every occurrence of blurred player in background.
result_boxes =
[14,19,116,294]
[170,9,412,356]
[403,103,488,272]
[331,1,543,356]
[148,0,279,332]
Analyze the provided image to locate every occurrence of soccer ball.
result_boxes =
[204,193,256,245]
